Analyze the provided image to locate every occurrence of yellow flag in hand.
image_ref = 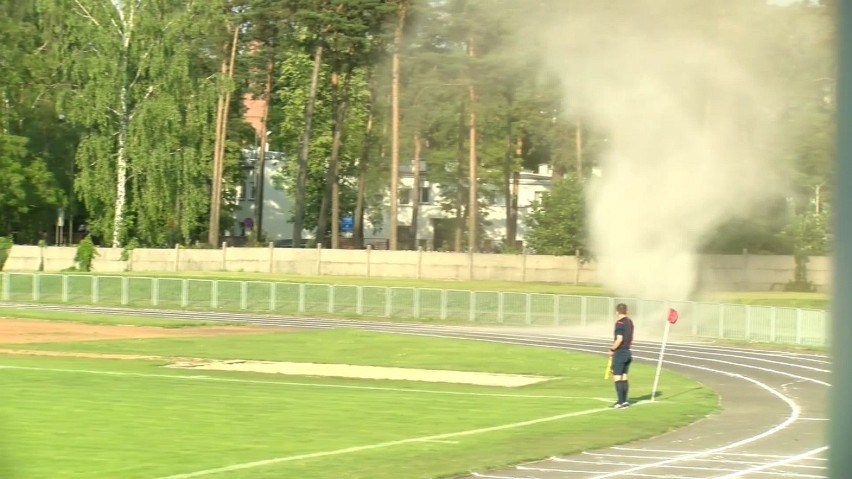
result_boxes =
[604,356,613,379]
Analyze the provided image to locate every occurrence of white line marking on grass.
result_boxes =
[149,406,616,479]
[714,446,829,479]
[416,439,460,444]
[0,364,605,401]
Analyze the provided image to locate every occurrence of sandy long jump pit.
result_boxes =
[166,360,557,388]
[0,317,556,388]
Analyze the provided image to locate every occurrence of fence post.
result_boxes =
[32,274,40,302]
[62,274,69,303]
[521,251,528,283]
[151,277,158,307]
[240,282,248,310]
[580,296,588,326]
[413,288,420,319]
[269,282,276,311]
[298,284,306,313]
[221,241,228,271]
[497,292,505,323]
[385,287,393,318]
[553,295,560,326]
[525,293,532,325]
[770,307,777,343]
[796,308,804,344]
[574,249,581,285]
[468,251,474,281]
[210,280,218,309]
[89,275,98,304]
[181,279,189,308]
[316,244,323,276]
[174,244,181,272]
[268,242,275,273]
[328,285,335,314]
[718,304,726,339]
[366,245,372,277]
[440,289,448,320]
[356,286,363,316]
[121,277,129,306]
[469,291,476,322]
[1,273,9,301]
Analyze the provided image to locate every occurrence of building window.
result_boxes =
[420,186,431,204]
[399,187,412,205]
[533,190,545,205]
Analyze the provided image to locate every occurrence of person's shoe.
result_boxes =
[612,402,628,409]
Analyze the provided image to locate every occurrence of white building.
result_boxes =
[231,148,299,245]
[232,151,554,250]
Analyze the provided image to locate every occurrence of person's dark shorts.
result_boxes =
[612,349,632,375]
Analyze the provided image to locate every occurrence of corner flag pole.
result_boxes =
[651,308,679,402]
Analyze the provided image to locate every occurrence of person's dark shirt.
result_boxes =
[613,316,634,350]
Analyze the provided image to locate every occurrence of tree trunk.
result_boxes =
[316,66,352,248]
[111,2,138,248]
[112,84,129,248]
[467,38,478,253]
[410,133,422,250]
[208,23,240,247]
[316,69,339,246]
[330,67,353,248]
[389,1,407,251]
[454,102,465,252]
[354,86,376,250]
[292,44,324,248]
[253,60,274,242]
[503,112,515,245]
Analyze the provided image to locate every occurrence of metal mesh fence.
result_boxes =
[0,272,828,346]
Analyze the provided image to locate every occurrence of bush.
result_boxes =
[74,235,99,272]
[0,236,12,271]
[120,238,139,262]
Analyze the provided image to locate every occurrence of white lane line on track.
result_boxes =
[522,463,823,478]
[0,364,606,401]
[584,451,827,469]
[148,406,617,479]
[714,446,829,478]
[612,446,827,461]
[401,330,818,479]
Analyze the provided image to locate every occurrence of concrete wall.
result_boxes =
[0,245,832,291]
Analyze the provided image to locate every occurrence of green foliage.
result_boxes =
[73,235,98,272]
[38,0,226,247]
[524,176,588,257]
[780,205,830,292]
[0,236,12,271]
[120,238,139,262]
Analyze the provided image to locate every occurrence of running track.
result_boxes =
[6,305,831,479]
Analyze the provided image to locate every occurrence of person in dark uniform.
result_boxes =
[608,303,634,408]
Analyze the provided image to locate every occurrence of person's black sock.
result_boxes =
[615,381,626,403]
[623,380,629,403]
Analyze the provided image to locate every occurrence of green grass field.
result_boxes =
[0,317,718,479]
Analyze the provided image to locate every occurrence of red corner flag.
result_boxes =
[653,307,680,402]
[667,308,679,325]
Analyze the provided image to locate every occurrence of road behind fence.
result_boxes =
[0,272,829,347]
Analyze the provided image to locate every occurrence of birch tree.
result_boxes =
[40,0,223,246]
